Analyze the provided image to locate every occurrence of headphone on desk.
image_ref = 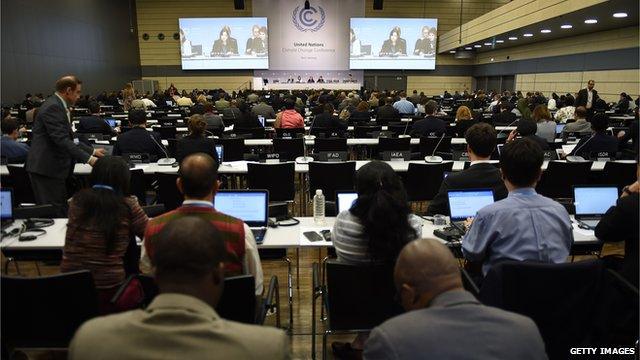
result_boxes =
[18,218,54,242]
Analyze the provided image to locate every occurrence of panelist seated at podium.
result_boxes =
[210,26,238,57]
[379,26,407,57]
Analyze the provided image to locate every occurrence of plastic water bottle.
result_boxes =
[313,189,325,225]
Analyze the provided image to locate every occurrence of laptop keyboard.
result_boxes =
[251,228,267,244]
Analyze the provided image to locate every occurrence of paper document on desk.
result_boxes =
[299,226,332,246]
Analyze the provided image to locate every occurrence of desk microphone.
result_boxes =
[566,134,595,162]
[149,132,176,166]
[425,132,446,163]
[496,118,520,139]
[398,119,411,138]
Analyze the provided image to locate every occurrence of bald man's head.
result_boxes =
[394,239,462,311]
[178,153,219,198]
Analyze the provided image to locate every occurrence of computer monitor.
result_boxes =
[336,191,358,214]
[1,189,13,221]
[496,144,504,157]
[214,190,269,227]
[165,100,173,106]
[447,189,495,221]
[573,186,618,217]
[556,124,566,134]
[105,118,117,128]
[258,115,265,127]
[215,144,224,164]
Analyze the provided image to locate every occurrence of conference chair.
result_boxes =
[218,137,246,161]
[376,137,411,159]
[313,138,348,152]
[478,260,604,360]
[598,161,636,192]
[419,136,452,157]
[273,138,305,161]
[353,124,381,138]
[536,161,593,199]
[156,125,177,140]
[387,122,412,137]
[141,204,166,218]
[247,162,295,204]
[404,162,454,211]
[1,270,99,351]
[155,173,183,211]
[235,127,266,139]
[308,162,356,216]
[311,260,402,360]
[129,168,147,205]
[6,165,36,205]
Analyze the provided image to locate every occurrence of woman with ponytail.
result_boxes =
[332,161,422,264]
[61,156,148,313]
[175,114,219,163]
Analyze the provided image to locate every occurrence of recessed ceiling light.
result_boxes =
[449,50,456,53]
[508,36,518,40]
[613,12,628,18]
[584,19,598,24]
[464,47,472,50]
[541,29,552,33]
[474,44,482,48]
[523,33,533,37]
[484,42,492,46]
[560,24,572,29]
[490,58,495,62]
[495,39,504,43]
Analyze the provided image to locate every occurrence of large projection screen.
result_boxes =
[179,18,269,70]
[349,18,438,70]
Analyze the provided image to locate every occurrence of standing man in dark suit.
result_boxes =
[410,100,446,137]
[575,80,598,118]
[427,123,508,216]
[26,76,105,214]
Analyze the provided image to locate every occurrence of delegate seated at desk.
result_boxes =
[210,26,238,57]
[379,27,407,56]
[413,26,436,56]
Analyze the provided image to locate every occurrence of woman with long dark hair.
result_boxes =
[332,161,421,264]
[61,156,148,313]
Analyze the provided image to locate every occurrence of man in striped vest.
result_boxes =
[142,153,263,295]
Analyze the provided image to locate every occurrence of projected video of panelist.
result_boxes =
[350,18,438,70]
[179,17,269,70]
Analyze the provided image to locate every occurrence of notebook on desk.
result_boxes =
[573,186,618,229]
[214,190,269,244]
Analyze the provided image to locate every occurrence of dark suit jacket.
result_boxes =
[575,88,599,108]
[492,111,517,125]
[26,95,93,179]
[77,115,115,135]
[524,134,550,150]
[569,133,618,157]
[175,135,218,163]
[380,38,407,55]
[410,116,446,137]
[113,127,166,161]
[426,163,508,216]
[455,119,478,137]
[350,111,372,124]
[221,107,242,125]
[251,103,276,119]
[211,38,238,56]
[595,194,639,286]
[375,105,400,125]
[312,113,348,130]
[234,113,262,129]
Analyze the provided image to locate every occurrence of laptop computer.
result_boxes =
[447,189,495,223]
[555,124,566,135]
[336,191,358,214]
[105,118,117,128]
[93,144,114,156]
[215,144,224,164]
[1,189,14,231]
[573,186,618,228]
[214,190,269,244]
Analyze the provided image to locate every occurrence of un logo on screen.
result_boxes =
[292,5,326,32]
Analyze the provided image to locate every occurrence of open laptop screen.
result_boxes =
[214,190,268,227]
[574,186,618,216]
[447,189,494,221]
[215,145,224,164]
[336,192,358,214]
[1,189,13,220]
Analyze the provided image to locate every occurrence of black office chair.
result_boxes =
[376,137,411,159]
[353,124,381,138]
[387,122,412,137]
[247,162,295,203]
[599,161,636,192]
[309,126,328,137]
[419,136,452,157]
[536,161,593,199]
[275,127,305,138]
[404,162,454,205]
[235,127,266,139]
[155,173,183,211]
[6,165,36,205]
[273,138,305,161]
[141,204,166,217]
[478,260,604,360]
[308,162,356,216]
[156,126,177,140]
[129,168,147,205]
[312,260,402,359]
[314,138,348,152]
[1,270,99,351]
[218,138,246,161]
[13,204,58,219]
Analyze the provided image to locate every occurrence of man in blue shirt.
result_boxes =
[462,138,573,276]
[1,117,29,163]
[392,92,415,115]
